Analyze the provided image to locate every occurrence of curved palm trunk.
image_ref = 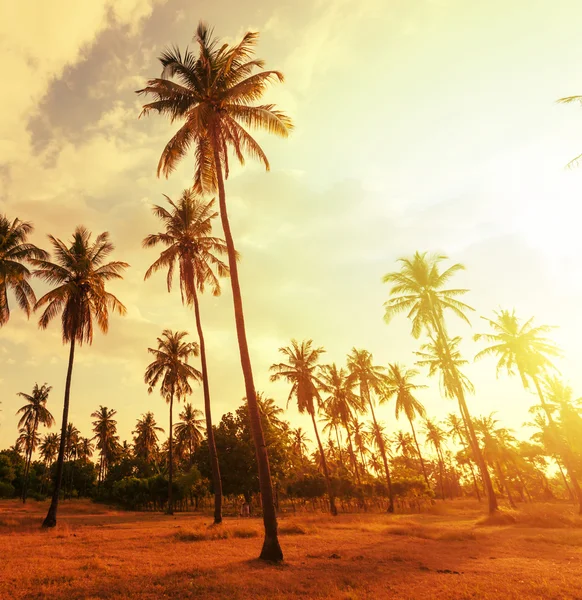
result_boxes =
[311,412,338,516]
[365,391,394,512]
[168,393,174,515]
[495,459,516,509]
[43,338,76,528]
[532,377,582,514]
[213,144,282,561]
[192,287,223,524]
[408,418,429,489]
[458,429,482,502]
[342,418,362,484]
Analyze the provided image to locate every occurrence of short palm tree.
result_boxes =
[174,403,205,464]
[16,383,54,502]
[473,309,582,511]
[270,339,337,516]
[291,427,311,462]
[91,406,120,484]
[0,215,48,326]
[143,189,228,523]
[382,364,429,487]
[384,252,498,514]
[33,227,127,527]
[133,412,164,465]
[137,22,292,562]
[144,329,201,515]
[346,348,395,511]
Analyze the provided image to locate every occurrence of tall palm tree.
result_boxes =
[423,418,447,499]
[137,23,293,562]
[16,383,54,502]
[270,339,337,516]
[0,215,48,326]
[473,309,582,512]
[352,419,370,472]
[16,423,40,481]
[384,252,498,514]
[144,329,201,515]
[382,364,429,487]
[174,403,205,465]
[143,189,228,524]
[133,412,164,464]
[445,412,481,501]
[346,348,395,512]
[33,227,127,527]
[91,406,120,484]
[39,432,59,493]
[63,422,80,499]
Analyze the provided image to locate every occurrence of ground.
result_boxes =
[2,499,582,599]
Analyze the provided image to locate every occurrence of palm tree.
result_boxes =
[270,339,337,516]
[256,393,285,429]
[133,412,164,464]
[77,437,94,462]
[16,383,54,502]
[144,329,201,515]
[0,215,48,326]
[91,406,120,484]
[33,227,127,527]
[473,309,582,512]
[16,423,40,486]
[346,348,395,512]
[137,23,293,562]
[291,427,310,462]
[382,364,429,487]
[557,95,582,168]
[352,419,370,472]
[143,189,228,524]
[174,403,205,464]
[445,412,481,501]
[393,430,416,463]
[63,422,80,499]
[423,418,447,499]
[39,432,59,493]
[384,252,498,514]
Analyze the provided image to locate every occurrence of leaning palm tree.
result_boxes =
[346,348,395,512]
[382,364,429,487]
[143,189,228,524]
[144,329,201,515]
[270,339,337,516]
[133,412,164,465]
[32,227,127,527]
[91,406,120,484]
[473,309,582,511]
[445,412,481,501]
[0,215,48,326]
[423,418,447,500]
[174,403,205,465]
[384,252,498,514]
[16,383,54,502]
[137,22,293,562]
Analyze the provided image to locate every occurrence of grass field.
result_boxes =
[2,499,582,599]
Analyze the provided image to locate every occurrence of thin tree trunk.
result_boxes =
[22,415,38,503]
[409,418,430,489]
[192,288,223,524]
[168,393,174,515]
[343,419,362,484]
[213,143,282,561]
[556,459,574,500]
[334,425,344,466]
[311,413,338,516]
[436,447,446,500]
[458,429,482,501]
[495,459,516,508]
[43,338,76,528]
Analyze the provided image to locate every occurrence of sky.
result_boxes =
[1,0,582,453]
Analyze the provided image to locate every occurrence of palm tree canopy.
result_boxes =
[474,309,561,387]
[382,363,427,423]
[174,403,205,448]
[39,433,60,463]
[143,189,230,300]
[91,406,120,462]
[270,339,325,416]
[145,329,202,401]
[133,412,164,461]
[423,418,446,453]
[256,392,285,428]
[16,383,54,429]
[32,227,128,344]
[137,22,293,189]
[319,363,364,426]
[383,251,474,339]
[346,348,385,403]
[0,214,48,326]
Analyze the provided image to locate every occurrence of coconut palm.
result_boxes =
[143,189,228,523]
[16,423,40,476]
[445,412,481,501]
[256,393,285,430]
[346,348,395,512]
[0,215,48,326]
[32,227,127,527]
[291,427,310,461]
[270,339,337,516]
[393,430,416,462]
[133,412,164,465]
[39,432,59,493]
[137,22,292,562]
[473,309,582,511]
[77,437,94,462]
[144,329,201,515]
[174,403,205,465]
[423,418,447,500]
[16,383,54,502]
[352,420,370,472]
[543,377,582,455]
[384,252,498,514]
[382,364,429,487]
[91,406,120,484]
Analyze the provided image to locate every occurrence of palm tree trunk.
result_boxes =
[409,418,429,489]
[213,143,282,561]
[192,288,222,524]
[334,425,344,466]
[436,447,446,500]
[556,458,574,500]
[342,419,362,484]
[43,338,76,528]
[532,376,582,513]
[22,415,38,503]
[495,459,516,508]
[458,432,481,502]
[168,392,174,515]
[311,412,338,516]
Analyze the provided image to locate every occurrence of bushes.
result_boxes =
[0,481,15,499]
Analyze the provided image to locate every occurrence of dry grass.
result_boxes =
[2,499,582,599]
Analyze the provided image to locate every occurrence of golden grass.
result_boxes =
[2,499,582,599]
